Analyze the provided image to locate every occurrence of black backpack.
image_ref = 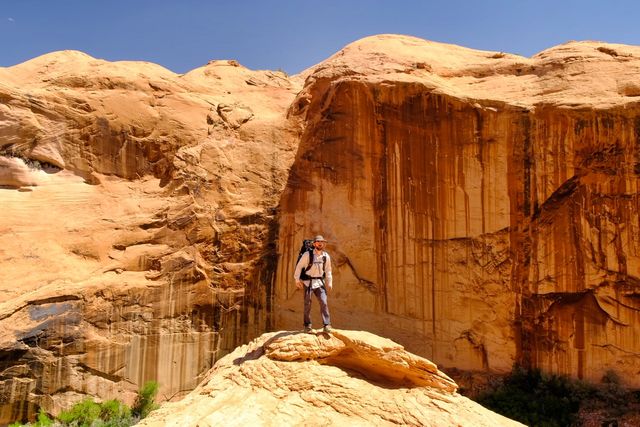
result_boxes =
[296,239,326,281]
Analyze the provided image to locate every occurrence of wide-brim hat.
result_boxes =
[314,235,327,242]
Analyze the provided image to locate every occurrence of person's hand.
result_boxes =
[295,280,303,290]
[327,283,333,292]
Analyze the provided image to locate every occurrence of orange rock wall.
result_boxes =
[521,108,640,382]
[275,78,640,387]
[0,55,296,423]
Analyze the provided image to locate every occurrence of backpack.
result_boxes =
[296,239,326,281]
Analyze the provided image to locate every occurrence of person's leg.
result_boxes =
[303,285,312,329]
[314,286,331,327]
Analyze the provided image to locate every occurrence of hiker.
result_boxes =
[294,235,333,333]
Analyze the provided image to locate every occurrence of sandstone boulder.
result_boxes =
[138,330,523,426]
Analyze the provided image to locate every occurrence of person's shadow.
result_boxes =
[233,331,298,365]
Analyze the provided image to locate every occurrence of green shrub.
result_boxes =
[11,381,160,426]
[582,370,631,418]
[477,366,640,427]
[100,399,131,418]
[7,408,51,427]
[132,381,160,419]
[477,367,587,426]
[96,399,133,427]
[58,398,102,427]
[34,409,54,427]
[56,396,138,426]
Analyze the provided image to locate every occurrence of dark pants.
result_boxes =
[303,285,331,327]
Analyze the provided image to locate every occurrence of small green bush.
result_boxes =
[34,409,53,427]
[57,397,135,426]
[100,399,131,418]
[7,408,52,427]
[11,381,160,426]
[58,398,102,427]
[132,381,160,419]
[96,399,133,427]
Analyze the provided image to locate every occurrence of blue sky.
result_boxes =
[1,1,639,75]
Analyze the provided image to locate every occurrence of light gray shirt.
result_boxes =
[294,250,332,289]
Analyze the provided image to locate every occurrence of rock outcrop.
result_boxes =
[138,330,523,426]
[0,52,301,422]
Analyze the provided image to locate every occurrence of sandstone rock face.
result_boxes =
[138,330,523,426]
[4,35,640,423]
[0,52,301,422]
[275,35,640,388]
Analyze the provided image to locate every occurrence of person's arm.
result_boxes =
[324,252,332,290]
[294,251,309,289]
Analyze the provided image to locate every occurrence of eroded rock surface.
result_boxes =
[4,34,640,423]
[275,35,640,388]
[138,330,522,426]
[0,52,301,422]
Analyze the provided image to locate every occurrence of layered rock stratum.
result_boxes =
[0,52,301,421]
[2,34,640,423]
[274,35,640,387]
[137,330,523,426]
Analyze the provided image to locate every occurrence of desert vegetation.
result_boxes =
[9,381,159,427]
[476,367,640,426]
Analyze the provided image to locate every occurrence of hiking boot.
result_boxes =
[303,325,313,333]
[323,325,332,333]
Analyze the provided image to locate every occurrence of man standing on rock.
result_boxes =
[294,235,333,333]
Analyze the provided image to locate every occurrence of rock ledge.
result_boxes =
[138,330,522,426]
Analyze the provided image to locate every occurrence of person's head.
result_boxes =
[313,235,327,249]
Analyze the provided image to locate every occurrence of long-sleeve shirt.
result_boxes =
[294,250,332,289]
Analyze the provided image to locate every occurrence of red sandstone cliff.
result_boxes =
[275,35,640,387]
[2,35,640,423]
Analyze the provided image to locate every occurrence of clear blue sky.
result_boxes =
[1,0,639,75]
